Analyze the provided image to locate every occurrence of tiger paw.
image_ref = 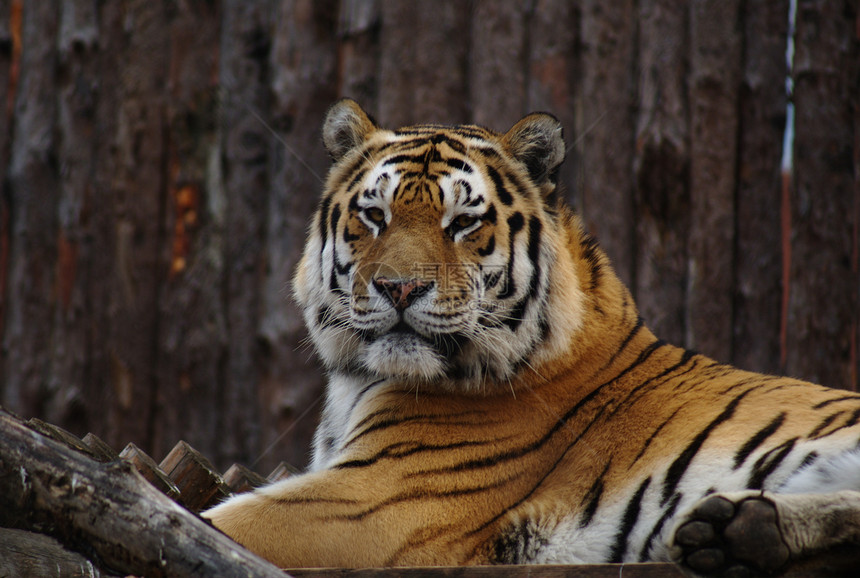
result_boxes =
[671,492,790,577]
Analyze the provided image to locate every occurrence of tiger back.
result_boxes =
[205,100,860,576]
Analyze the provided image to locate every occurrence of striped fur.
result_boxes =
[205,101,860,574]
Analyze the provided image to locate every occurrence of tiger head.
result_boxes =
[294,99,587,393]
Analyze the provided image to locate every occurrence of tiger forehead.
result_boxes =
[375,130,501,171]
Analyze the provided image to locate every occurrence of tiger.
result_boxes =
[204,99,860,576]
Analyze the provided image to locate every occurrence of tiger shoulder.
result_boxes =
[205,99,860,577]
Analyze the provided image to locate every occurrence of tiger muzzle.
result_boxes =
[372,277,434,312]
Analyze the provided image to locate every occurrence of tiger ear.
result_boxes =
[323,99,378,162]
[502,113,565,186]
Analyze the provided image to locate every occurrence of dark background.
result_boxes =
[0,0,857,474]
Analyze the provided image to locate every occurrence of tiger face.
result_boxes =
[294,100,582,392]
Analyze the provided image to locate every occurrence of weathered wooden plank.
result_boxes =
[785,0,859,389]
[267,460,300,481]
[218,0,273,467]
[1,0,60,418]
[159,440,231,512]
[0,0,14,360]
[376,0,414,127]
[732,0,789,375]
[26,417,101,461]
[0,409,292,578]
[578,0,636,286]
[378,0,469,127]
[120,442,181,501]
[151,0,227,467]
[99,0,169,450]
[45,0,100,438]
[260,0,337,473]
[470,0,528,129]
[83,0,122,455]
[223,462,268,494]
[82,431,120,462]
[632,0,690,346]
[686,0,742,361]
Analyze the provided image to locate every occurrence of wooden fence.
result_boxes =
[0,0,858,473]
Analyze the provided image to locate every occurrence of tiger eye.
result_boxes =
[365,207,386,225]
[455,214,479,229]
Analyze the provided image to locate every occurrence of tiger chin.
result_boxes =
[205,99,860,577]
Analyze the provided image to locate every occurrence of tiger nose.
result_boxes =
[372,277,433,311]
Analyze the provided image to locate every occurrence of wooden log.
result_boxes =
[0,527,123,578]
[26,417,102,461]
[159,440,231,512]
[222,463,268,494]
[119,442,181,501]
[0,409,292,578]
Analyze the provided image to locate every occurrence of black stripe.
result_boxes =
[503,170,530,200]
[486,165,514,206]
[609,350,698,419]
[443,137,467,154]
[328,204,345,289]
[336,472,518,522]
[342,409,489,450]
[748,437,797,489]
[638,492,681,562]
[478,235,495,257]
[808,411,846,439]
[329,204,341,239]
[466,406,610,544]
[814,407,860,439]
[473,145,501,160]
[496,212,525,299]
[446,158,473,173]
[662,389,752,504]
[609,477,652,563]
[343,223,359,243]
[335,438,503,470]
[318,196,332,247]
[798,450,819,470]
[483,203,497,224]
[346,378,387,417]
[382,153,426,167]
[347,339,665,479]
[813,394,860,409]
[346,168,368,193]
[503,217,542,331]
[578,460,612,528]
[598,316,645,374]
[631,407,682,464]
[733,412,786,469]
[580,233,603,290]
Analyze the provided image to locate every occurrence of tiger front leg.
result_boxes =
[203,471,400,568]
[669,490,860,577]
